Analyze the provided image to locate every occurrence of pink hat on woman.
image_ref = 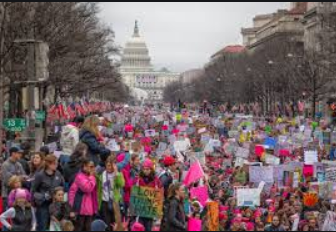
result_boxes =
[142,159,154,169]
[131,222,145,231]
[15,188,27,200]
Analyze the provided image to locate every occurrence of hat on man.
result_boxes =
[9,146,24,155]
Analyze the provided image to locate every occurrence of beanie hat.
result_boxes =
[131,222,145,231]
[15,188,27,200]
[116,153,125,163]
[142,159,154,169]
[91,220,108,231]
[163,156,176,167]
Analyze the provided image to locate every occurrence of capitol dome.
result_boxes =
[121,21,153,72]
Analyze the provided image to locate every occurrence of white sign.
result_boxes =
[326,167,336,182]
[210,139,222,148]
[304,150,318,165]
[249,166,274,183]
[174,140,189,152]
[265,154,280,166]
[155,115,164,122]
[106,139,120,152]
[198,127,207,134]
[145,129,156,137]
[235,147,249,159]
[237,188,260,207]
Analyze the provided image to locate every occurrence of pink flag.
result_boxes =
[183,161,204,186]
[188,218,202,231]
[190,186,209,207]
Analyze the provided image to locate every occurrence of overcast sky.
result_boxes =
[99,2,289,72]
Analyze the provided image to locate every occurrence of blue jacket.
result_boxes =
[79,130,110,165]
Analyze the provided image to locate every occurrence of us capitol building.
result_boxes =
[120,21,180,102]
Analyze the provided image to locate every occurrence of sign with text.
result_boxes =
[130,186,164,219]
[249,166,274,183]
[3,118,27,132]
[237,188,260,207]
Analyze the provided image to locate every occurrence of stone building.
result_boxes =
[120,21,179,102]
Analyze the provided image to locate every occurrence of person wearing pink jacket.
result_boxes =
[68,159,98,231]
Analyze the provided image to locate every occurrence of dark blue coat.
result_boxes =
[79,129,110,165]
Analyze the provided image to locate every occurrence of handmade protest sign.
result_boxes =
[249,166,274,183]
[326,167,336,182]
[237,188,260,207]
[304,151,318,165]
[236,147,250,159]
[207,202,219,231]
[184,161,204,186]
[190,186,209,207]
[130,186,164,219]
[106,139,120,152]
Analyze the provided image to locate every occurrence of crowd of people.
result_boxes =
[0,103,336,231]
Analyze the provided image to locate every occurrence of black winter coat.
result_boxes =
[79,129,110,165]
[165,197,186,231]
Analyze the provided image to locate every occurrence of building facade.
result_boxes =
[241,3,308,51]
[120,21,179,101]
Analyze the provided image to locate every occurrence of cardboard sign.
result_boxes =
[249,166,274,183]
[235,147,249,159]
[326,167,336,182]
[130,186,164,219]
[304,151,318,165]
[237,188,260,207]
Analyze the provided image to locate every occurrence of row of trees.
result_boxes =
[164,5,336,118]
[0,2,129,110]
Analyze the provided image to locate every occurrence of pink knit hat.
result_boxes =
[245,222,255,231]
[116,153,125,163]
[15,188,27,200]
[131,222,145,231]
[142,159,154,169]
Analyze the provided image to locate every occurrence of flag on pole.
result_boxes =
[183,161,205,186]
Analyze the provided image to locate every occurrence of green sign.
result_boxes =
[36,111,46,122]
[3,118,27,132]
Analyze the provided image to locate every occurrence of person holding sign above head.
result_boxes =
[132,159,162,231]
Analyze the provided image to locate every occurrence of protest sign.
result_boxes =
[233,186,249,198]
[106,139,120,152]
[190,186,209,207]
[210,139,221,148]
[249,166,274,183]
[46,142,58,153]
[322,160,336,166]
[145,129,156,137]
[155,115,164,122]
[235,147,249,159]
[235,157,245,167]
[304,151,318,165]
[188,218,202,231]
[130,186,164,219]
[237,188,260,207]
[207,202,219,231]
[158,142,168,152]
[326,167,336,182]
[265,154,280,166]
[198,127,207,134]
[174,140,189,152]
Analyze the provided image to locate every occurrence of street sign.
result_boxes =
[3,118,27,132]
[35,111,46,122]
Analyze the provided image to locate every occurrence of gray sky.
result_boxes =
[99,2,289,72]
